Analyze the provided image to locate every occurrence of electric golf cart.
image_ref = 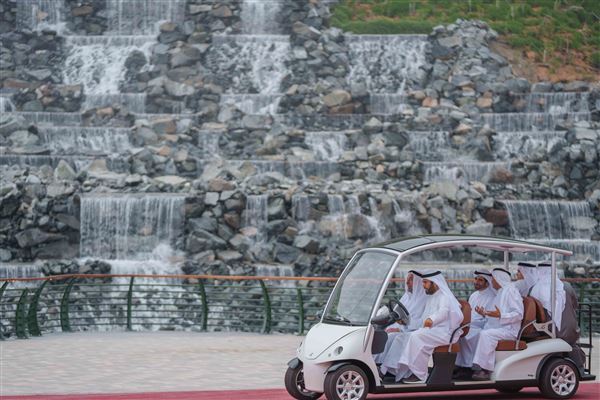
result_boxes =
[285,235,595,400]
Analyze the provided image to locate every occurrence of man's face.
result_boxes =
[406,273,414,293]
[492,277,502,290]
[516,270,524,280]
[474,276,488,291]
[423,279,438,295]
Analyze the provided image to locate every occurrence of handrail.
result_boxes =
[1,273,599,283]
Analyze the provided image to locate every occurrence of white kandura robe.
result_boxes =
[374,275,427,364]
[514,265,538,297]
[380,289,460,381]
[530,267,566,331]
[472,283,523,372]
[455,286,497,368]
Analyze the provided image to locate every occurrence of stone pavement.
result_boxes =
[0,332,598,397]
[0,331,301,396]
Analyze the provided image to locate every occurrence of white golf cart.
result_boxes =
[285,235,595,400]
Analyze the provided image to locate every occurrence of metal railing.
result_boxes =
[1,274,599,340]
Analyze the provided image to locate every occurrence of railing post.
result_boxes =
[259,280,272,334]
[296,287,304,335]
[27,280,48,337]
[127,277,134,331]
[0,281,9,340]
[198,279,208,331]
[15,288,29,339]
[60,278,75,332]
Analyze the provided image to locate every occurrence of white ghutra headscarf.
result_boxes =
[420,270,463,330]
[531,262,566,330]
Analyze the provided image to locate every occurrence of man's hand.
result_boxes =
[385,327,400,333]
[474,305,486,316]
[485,306,501,318]
[423,318,433,328]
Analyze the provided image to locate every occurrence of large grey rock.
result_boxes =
[54,160,76,180]
[164,79,195,97]
[465,219,494,236]
[15,228,64,248]
[9,130,38,146]
[292,21,321,40]
[274,243,301,264]
[154,175,188,186]
[323,90,351,107]
[293,235,319,253]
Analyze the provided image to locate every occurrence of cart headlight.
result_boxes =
[334,346,343,356]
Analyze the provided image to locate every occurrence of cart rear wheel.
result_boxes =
[324,364,369,400]
[539,358,579,399]
[285,365,322,400]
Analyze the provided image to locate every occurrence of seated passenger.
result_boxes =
[513,262,538,297]
[381,270,462,383]
[454,269,497,378]
[472,267,524,381]
[374,270,427,364]
[530,262,566,332]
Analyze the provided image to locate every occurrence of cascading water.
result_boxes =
[523,92,589,114]
[243,194,269,243]
[16,0,66,32]
[503,200,600,262]
[38,126,132,154]
[304,132,347,161]
[481,111,590,131]
[346,35,427,92]
[63,36,154,95]
[0,96,15,112]
[104,0,186,35]
[209,35,290,94]
[79,194,185,260]
[219,94,283,115]
[84,93,147,113]
[407,131,454,161]
[292,194,311,222]
[240,0,283,35]
[423,161,511,183]
[493,131,567,159]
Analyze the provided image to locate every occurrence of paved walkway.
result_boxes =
[1,332,598,398]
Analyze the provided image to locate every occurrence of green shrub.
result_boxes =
[589,52,600,69]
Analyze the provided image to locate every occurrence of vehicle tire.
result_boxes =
[285,365,323,400]
[538,358,579,399]
[324,364,369,400]
[496,386,523,393]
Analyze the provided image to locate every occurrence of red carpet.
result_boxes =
[3,383,599,400]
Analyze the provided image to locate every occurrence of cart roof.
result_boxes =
[375,234,573,256]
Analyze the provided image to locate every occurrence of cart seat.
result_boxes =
[433,300,471,353]
[496,340,527,351]
[522,296,550,342]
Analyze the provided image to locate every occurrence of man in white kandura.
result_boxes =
[454,269,497,379]
[514,262,538,297]
[381,270,462,383]
[471,267,524,381]
[530,262,566,332]
[374,270,427,364]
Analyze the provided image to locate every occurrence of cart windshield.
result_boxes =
[323,251,397,326]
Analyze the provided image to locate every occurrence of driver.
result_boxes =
[374,270,427,364]
[454,269,497,379]
[381,270,462,383]
[471,267,524,381]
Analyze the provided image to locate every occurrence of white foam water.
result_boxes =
[346,35,427,91]
[63,36,154,95]
[304,132,347,161]
[79,194,185,260]
[220,94,283,115]
[423,161,511,183]
[38,126,132,154]
[104,0,186,35]
[240,0,283,34]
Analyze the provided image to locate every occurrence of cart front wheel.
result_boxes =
[324,364,369,400]
[539,358,579,399]
[285,364,322,400]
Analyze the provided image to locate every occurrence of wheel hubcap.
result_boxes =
[295,370,311,394]
[550,364,576,396]
[335,370,365,400]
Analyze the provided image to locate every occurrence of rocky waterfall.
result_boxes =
[1,0,599,312]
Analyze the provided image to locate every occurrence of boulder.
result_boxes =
[15,228,64,248]
[54,160,76,180]
[293,235,319,253]
[323,90,351,107]
[483,209,509,226]
[465,219,494,236]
